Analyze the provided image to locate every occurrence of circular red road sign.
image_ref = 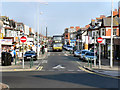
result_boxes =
[97,37,103,43]
[20,36,27,43]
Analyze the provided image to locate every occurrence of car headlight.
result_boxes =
[86,57,89,60]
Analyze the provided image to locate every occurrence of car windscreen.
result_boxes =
[67,46,72,48]
[91,53,94,56]
[76,50,81,52]
[25,52,35,54]
[53,43,62,47]
[86,52,94,56]
[82,51,87,54]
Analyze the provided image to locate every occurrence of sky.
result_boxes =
[1,1,118,36]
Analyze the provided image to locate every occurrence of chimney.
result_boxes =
[75,26,80,31]
[70,26,74,29]
[113,9,118,16]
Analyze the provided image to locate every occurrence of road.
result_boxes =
[1,50,119,89]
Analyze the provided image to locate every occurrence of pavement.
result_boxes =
[0,53,48,72]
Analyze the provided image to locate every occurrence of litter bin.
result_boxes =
[1,52,12,66]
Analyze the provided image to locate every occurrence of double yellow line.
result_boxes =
[77,61,120,79]
[37,66,43,71]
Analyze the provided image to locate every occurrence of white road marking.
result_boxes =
[42,60,48,63]
[48,70,55,71]
[64,54,68,56]
[53,65,65,69]
[68,70,74,71]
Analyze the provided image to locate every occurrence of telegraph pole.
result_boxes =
[46,26,47,40]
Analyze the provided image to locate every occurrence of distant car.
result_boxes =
[83,52,98,62]
[79,50,89,60]
[24,51,37,61]
[63,45,67,50]
[74,50,81,57]
[66,45,73,51]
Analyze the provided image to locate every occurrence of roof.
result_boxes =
[103,16,118,26]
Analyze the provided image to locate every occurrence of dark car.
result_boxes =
[24,51,37,61]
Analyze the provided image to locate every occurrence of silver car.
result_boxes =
[74,50,81,57]
[83,52,97,62]
[79,50,89,60]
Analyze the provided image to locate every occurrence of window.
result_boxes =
[113,29,117,35]
[102,29,105,36]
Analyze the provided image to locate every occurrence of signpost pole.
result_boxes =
[99,43,101,69]
[94,35,96,67]
[78,36,79,50]
[22,42,24,69]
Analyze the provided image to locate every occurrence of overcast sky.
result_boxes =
[1,1,118,36]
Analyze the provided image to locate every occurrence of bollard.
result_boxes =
[88,59,90,67]
[90,59,92,68]
[30,57,32,68]
[31,56,34,66]
[15,55,16,65]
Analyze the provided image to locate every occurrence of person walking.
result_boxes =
[13,49,16,62]
[41,45,45,55]
[44,45,48,55]
[10,50,14,62]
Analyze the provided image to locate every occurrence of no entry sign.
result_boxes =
[97,37,103,43]
[20,36,27,43]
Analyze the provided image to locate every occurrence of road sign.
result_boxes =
[97,37,103,43]
[20,36,27,43]
[0,33,3,39]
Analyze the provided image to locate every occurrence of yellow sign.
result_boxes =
[0,33,3,39]
[84,43,88,50]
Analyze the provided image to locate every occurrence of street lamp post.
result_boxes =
[37,4,40,57]
[37,3,47,57]
[110,0,113,68]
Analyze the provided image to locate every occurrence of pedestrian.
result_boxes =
[10,50,14,62]
[41,45,45,55]
[44,45,48,54]
[13,48,16,62]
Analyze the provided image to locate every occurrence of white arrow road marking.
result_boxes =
[53,65,65,69]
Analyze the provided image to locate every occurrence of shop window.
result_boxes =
[113,29,117,35]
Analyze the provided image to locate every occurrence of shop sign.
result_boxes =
[0,39,12,45]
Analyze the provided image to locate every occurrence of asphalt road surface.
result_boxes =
[1,51,119,89]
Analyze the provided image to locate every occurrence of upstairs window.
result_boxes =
[102,29,105,36]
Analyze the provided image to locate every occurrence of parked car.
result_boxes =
[66,45,73,51]
[24,51,37,61]
[79,50,89,60]
[74,50,81,57]
[83,52,98,62]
